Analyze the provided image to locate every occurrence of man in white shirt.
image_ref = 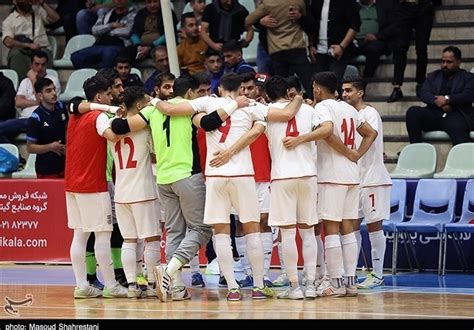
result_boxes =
[342,76,391,289]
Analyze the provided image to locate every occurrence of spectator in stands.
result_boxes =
[144,46,170,94]
[76,0,113,35]
[352,0,398,79]
[406,46,474,146]
[307,0,361,85]
[204,49,224,95]
[254,72,270,103]
[2,0,60,80]
[200,0,253,52]
[188,0,207,27]
[177,13,208,75]
[387,0,435,102]
[153,72,176,100]
[26,77,68,178]
[114,55,143,88]
[192,71,212,97]
[0,73,17,143]
[71,0,138,69]
[222,40,256,74]
[129,0,178,63]
[46,0,86,42]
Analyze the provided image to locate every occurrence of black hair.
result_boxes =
[264,76,289,101]
[155,72,176,88]
[96,68,120,85]
[173,75,200,97]
[83,75,111,102]
[222,40,242,53]
[240,72,256,84]
[30,49,49,63]
[114,54,132,66]
[342,75,367,95]
[205,49,221,58]
[181,12,196,27]
[286,76,302,92]
[312,71,338,94]
[219,72,242,92]
[34,77,54,94]
[123,86,147,110]
[443,46,462,60]
[192,71,211,85]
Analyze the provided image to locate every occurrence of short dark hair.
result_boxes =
[286,76,302,92]
[205,49,220,58]
[181,12,196,27]
[342,75,367,95]
[83,75,111,101]
[151,45,167,60]
[264,76,288,101]
[34,77,54,93]
[114,54,132,66]
[155,72,176,88]
[96,68,120,85]
[222,40,242,53]
[443,46,462,60]
[192,71,211,85]
[240,72,256,84]
[219,72,242,92]
[123,86,146,110]
[31,49,49,63]
[312,71,338,94]
[173,75,200,97]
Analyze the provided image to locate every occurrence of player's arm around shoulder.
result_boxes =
[267,95,303,122]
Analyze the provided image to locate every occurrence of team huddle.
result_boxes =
[64,70,391,302]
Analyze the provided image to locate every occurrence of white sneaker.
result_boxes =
[272,273,290,287]
[171,286,192,301]
[103,284,128,298]
[357,272,385,289]
[127,285,145,299]
[74,286,102,299]
[301,269,307,286]
[277,286,304,300]
[234,259,244,273]
[205,258,220,275]
[146,284,157,298]
[315,278,346,297]
[304,284,316,299]
[153,265,172,302]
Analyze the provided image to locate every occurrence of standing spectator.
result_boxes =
[114,55,143,88]
[204,49,224,95]
[2,0,60,80]
[307,0,361,85]
[26,77,68,178]
[71,0,138,69]
[177,13,208,75]
[144,46,170,94]
[188,0,207,27]
[0,73,17,143]
[76,0,113,35]
[129,0,178,63]
[387,0,435,102]
[406,46,474,145]
[222,40,256,74]
[200,0,253,52]
[352,0,398,79]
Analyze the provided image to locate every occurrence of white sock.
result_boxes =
[260,232,273,277]
[70,230,90,290]
[277,241,286,274]
[299,228,317,283]
[94,231,116,288]
[214,234,239,289]
[369,230,386,278]
[172,269,185,288]
[121,242,137,284]
[341,233,358,277]
[166,257,184,277]
[246,232,264,288]
[136,239,145,275]
[235,236,251,275]
[354,229,361,260]
[315,234,326,279]
[280,228,298,286]
[325,234,343,279]
[144,240,160,284]
[189,254,200,274]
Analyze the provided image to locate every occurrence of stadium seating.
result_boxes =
[12,153,37,179]
[434,143,474,178]
[0,69,19,90]
[59,68,97,102]
[46,69,59,81]
[390,143,437,179]
[53,35,96,68]
[243,30,258,65]
[131,67,142,80]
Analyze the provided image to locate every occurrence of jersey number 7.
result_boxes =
[218,117,231,143]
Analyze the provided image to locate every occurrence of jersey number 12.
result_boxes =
[115,137,138,169]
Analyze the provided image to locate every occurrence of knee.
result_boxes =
[406,106,421,119]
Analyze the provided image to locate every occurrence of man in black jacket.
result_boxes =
[406,46,474,145]
[0,72,19,143]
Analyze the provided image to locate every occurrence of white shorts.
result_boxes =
[204,176,260,225]
[115,200,162,239]
[256,182,270,213]
[318,184,359,221]
[358,185,391,224]
[269,176,318,227]
[66,192,113,232]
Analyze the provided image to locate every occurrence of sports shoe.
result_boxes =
[153,265,172,302]
[74,286,102,299]
[263,275,273,288]
[272,273,290,287]
[252,286,275,300]
[345,285,358,297]
[114,268,128,287]
[238,275,253,288]
[171,286,192,301]
[218,275,228,287]
[226,288,242,301]
[136,274,148,287]
[357,272,385,289]
[90,279,104,290]
[103,283,128,298]
[205,258,220,275]
[276,286,304,300]
[315,278,346,297]
[127,284,145,299]
[191,272,206,288]
[234,259,244,272]
[146,283,157,298]
[304,284,317,299]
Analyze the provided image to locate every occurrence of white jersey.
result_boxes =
[110,127,158,203]
[356,105,392,187]
[266,102,329,180]
[190,96,266,177]
[315,99,362,185]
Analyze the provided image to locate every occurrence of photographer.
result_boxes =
[2,0,59,80]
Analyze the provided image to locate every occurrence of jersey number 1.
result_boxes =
[114,137,138,170]
[341,118,355,149]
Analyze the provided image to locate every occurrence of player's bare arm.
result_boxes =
[266,95,303,121]
[282,121,333,150]
[356,121,378,159]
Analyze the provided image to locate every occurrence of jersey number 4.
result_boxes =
[218,117,231,143]
[114,137,138,169]
[286,117,299,137]
[341,118,355,149]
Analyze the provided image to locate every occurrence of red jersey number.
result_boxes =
[218,117,231,143]
[341,118,355,149]
[114,137,138,169]
[286,117,299,137]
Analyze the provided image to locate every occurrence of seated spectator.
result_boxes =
[352,0,398,79]
[192,71,212,97]
[46,0,86,42]
[201,0,253,52]
[130,0,178,63]
[153,72,176,100]
[2,0,59,80]
[0,73,17,143]
[222,40,256,74]
[76,0,113,35]
[144,46,170,94]
[114,55,143,88]
[204,49,223,95]
[71,0,138,69]
[406,46,474,146]
[26,77,68,178]
[177,13,208,75]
